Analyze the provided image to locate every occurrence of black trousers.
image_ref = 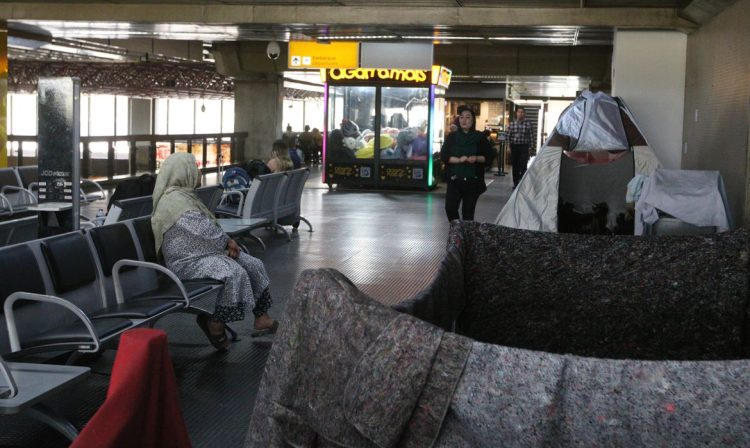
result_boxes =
[510,143,530,187]
[445,177,485,221]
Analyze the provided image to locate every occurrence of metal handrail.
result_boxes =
[7,132,248,180]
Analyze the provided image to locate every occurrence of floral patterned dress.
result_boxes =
[161,210,272,322]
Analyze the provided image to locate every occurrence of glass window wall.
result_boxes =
[195,100,222,134]
[326,86,376,162]
[168,99,195,134]
[6,93,235,167]
[379,87,429,161]
[221,100,234,133]
[115,95,129,136]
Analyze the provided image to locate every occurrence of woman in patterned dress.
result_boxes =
[151,152,277,350]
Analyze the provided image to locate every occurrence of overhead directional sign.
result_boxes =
[288,41,359,69]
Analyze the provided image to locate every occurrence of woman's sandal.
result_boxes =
[250,320,279,338]
[196,314,230,351]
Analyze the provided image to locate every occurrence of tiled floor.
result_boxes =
[0,165,514,447]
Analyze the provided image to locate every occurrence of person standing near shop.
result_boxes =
[311,128,323,165]
[440,106,493,221]
[297,125,314,165]
[282,124,297,153]
[507,107,536,188]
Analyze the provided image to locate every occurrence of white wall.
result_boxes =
[612,31,687,169]
[544,100,572,139]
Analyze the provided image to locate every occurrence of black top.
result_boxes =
[440,130,494,178]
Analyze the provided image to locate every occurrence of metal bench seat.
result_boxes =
[19,313,132,352]
[126,279,222,302]
[0,355,89,441]
[91,300,178,320]
[215,172,287,249]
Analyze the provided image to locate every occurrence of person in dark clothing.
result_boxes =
[506,107,536,188]
[440,106,493,221]
[297,125,314,165]
[282,124,297,152]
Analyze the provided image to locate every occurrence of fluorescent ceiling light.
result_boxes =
[402,35,485,40]
[8,37,46,50]
[317,35,398,40]
[43,43,127,61]
[489,37,574,43]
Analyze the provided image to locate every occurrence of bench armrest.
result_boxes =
[0,186,36,206]
[3,292,100,354]
[112,259,190,307]
[218,190,246,217]
[0,194,13,215]
[0,357,18,398]
[79,179,106,203]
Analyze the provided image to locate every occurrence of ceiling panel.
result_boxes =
[12,20,614,46]
[0,0,691,4]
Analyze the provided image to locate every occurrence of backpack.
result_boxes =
[222,166,250,191]
[221,167,252,206]
[242,159,271,180]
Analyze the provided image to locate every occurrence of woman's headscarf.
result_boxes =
[151,152,217,254]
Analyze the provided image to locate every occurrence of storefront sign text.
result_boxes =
[328,68,429,83]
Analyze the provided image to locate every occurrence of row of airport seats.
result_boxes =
[104,169,313,250]
[0,167,37,217]
[0,216,225,440]
[0,165,106,224]
[102,184,223,226]
[215,168,313,249]
[0,183,224,250]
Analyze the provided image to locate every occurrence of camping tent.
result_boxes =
[496,90,660,233]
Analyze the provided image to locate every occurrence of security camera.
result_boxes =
[266,41,280,60]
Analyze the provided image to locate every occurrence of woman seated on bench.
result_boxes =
[151,153,278,350]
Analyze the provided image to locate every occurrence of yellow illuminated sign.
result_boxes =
[323,66,452,86]
[324,68,429,84]
[433,65,452,88]
[288,41,359,69]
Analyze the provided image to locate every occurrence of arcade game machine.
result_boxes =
[322,66,450,190]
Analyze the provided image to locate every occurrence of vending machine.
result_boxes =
[322,66,450,190]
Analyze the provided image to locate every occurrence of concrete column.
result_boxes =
[612,30,687,169]
[235,75,284,161]
[213,41,288,162]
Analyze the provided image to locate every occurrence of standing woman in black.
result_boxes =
[440,106,493,221]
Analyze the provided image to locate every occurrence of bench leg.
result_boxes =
[274,224,291,242]
[299,216,313,232]
[239,233,265,251]
[26,403,79,441]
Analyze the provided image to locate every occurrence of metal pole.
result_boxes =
[497,134,507,176]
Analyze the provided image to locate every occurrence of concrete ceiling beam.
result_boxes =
[0,4,697,31]
[680,0,739,24]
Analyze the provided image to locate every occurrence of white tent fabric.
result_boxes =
[496,90,660,232]
[499,146,562,232]
[557,91,629,152]
[634,169,731,235]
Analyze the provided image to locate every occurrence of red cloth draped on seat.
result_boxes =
[71,328,191,448]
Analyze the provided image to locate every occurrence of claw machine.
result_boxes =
[322,66,451,190]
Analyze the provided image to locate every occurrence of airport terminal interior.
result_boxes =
[0,0,749,446]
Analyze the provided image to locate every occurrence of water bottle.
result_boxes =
[95,208,105,226]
